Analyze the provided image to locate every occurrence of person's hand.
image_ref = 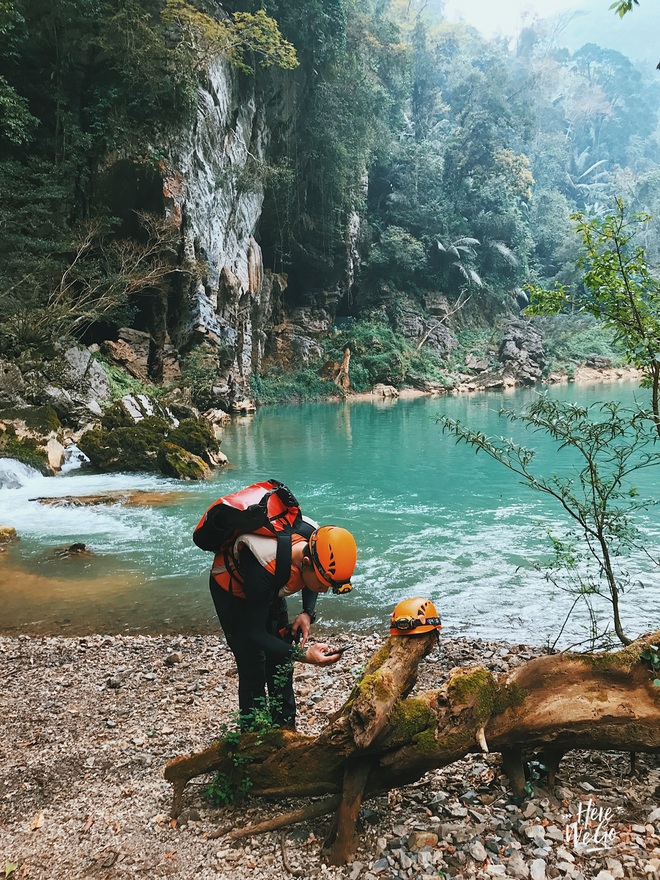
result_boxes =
[291,612,312,648]
[303,643,341,666]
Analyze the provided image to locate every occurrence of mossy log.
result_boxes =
[165,631,660,862]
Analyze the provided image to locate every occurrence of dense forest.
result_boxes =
[1,0,659,409]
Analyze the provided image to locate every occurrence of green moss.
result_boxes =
[492,682,529,716]
[0,433,50,472]
[157,442,209,480]
[343,640,395,709]
[79,418,169,472]
[80,404,221,478]
[447,667,498,725]
[355,671,392,703]
[167,419,219,460]
[100,400,144,431]
[581,642,647,671]
[412,727,439,752]
[365,641,394,670]
[384,697,435,749]
[0,406,61,435]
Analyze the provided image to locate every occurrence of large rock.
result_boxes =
[499,319,545,384]
[63,346,113,407]
[395,304,458,360]
[0,526,18,545]
[422,321,459,359]
[457,320,545,392]
[0,406,64,472]
[77,395,224,479]
[157,442,210,481]
[101,328,153,381]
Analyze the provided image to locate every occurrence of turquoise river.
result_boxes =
[0,380,658,647]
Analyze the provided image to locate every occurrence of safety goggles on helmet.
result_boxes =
[389,597,442,636]
[331,581,352,595]
[391,614,442,631]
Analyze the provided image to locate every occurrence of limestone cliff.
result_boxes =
[156,59,343,412]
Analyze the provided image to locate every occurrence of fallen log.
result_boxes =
[165,630,660,862]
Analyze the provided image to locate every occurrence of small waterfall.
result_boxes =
[0,458,43,490]
[60,444,90,474]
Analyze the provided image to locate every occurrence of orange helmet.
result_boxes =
[390,598,442,635]
[308,526,357,594]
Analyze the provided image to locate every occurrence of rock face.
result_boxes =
[0,346,112,429]
[164,59,276,408]
[499,319,545,384]
[0,407,64,473]
[395,302,459,360]
[458,319,546,392]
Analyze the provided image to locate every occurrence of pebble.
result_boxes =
[468,839,488,861]
[407,831,438,850]
[508,849,530,878]
[530,858,547,880]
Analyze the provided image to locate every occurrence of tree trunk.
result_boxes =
[165,631,660,860]
[334,347,351,391]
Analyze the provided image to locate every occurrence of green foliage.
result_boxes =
[535,315,623,375]
[441,396,660,647]
[259,0,408,292]
[180,345,233,411]
[252,317,451,402]
[206,666,293,805]
[0,73,36,144]
[639,643,660,686]
[527,201,660,434]
[161,3,298,75]
[251,368,334,405]
[364,226,427,287]
[610,0,639,16]
[95,358,154,402]
[328,320,414,389]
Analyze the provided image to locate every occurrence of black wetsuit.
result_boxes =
[209,546,318,730]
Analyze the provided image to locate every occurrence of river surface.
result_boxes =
[1,381,658,646]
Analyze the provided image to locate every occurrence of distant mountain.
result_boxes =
[553,0,659,68]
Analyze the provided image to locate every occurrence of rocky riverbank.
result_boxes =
[1,632,658,880]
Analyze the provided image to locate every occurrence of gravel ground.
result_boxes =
[1,631,658,880]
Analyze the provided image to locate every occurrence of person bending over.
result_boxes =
[209,523,357,730]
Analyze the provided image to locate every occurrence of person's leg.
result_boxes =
[265,598,296,729]
[210,579,267,729]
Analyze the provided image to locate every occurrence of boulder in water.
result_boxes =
[157,442,210,480]
[372,383,399,398]
[0,525,18,546]
[78,397,222,479]
[52,542,91,559]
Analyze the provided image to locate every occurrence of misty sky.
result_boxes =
[443,0,584,37]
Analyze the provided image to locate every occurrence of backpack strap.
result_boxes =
[272,520,315,591]
[273,532,293,590]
